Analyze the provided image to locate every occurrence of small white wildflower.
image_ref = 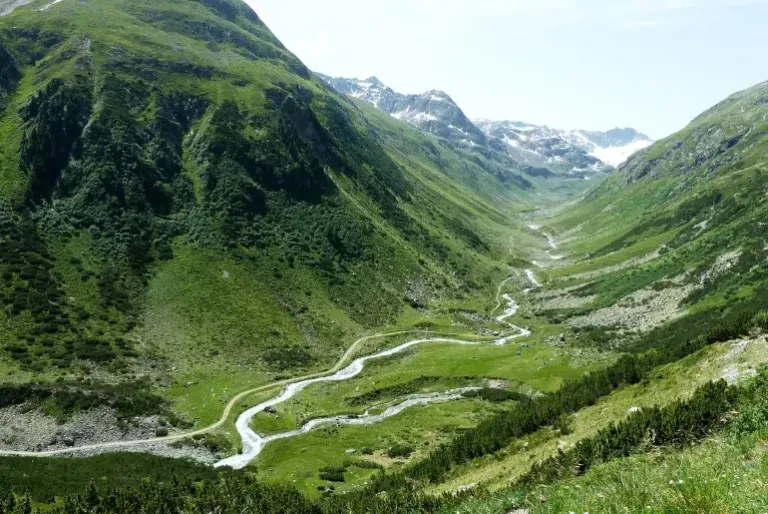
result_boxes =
[678,479,684,484]
[669,480,676,486]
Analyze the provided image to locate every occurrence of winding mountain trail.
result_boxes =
[0,271,537,462]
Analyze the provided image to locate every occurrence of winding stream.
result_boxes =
[215,289,533,470]
[527,223,563,261]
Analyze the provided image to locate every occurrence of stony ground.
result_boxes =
[0,0,33,16]
[0,406,158,452]
[567,282,695,332]
[556,248,743,333]
[0,404,219,462]
[66,441,219,463]
[562,247,663,283]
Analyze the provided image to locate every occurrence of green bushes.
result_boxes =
[0,40,19,100]
[386,444,414,459]
[0,453,223,504]
[318,466,346,482]
[21,77,93,202]
[728,369,768,437]
[37,475,318,514]
[518,379,736,487]
[263,345,313,370]
[552,414,573,435]
[0,380,169,421]
[461,388,530,403]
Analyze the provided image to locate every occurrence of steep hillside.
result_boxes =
[4,2,767,514]
[0,0,542,436]
[532,81,768,364]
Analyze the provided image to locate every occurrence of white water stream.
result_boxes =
[215,290,534,469]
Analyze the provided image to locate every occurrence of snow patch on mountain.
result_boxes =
[475,120,611,176]
[559,128,654,167]
[589,139,653,167]
[477,120,653,171]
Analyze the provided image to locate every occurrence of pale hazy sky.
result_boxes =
[246,0,768,140]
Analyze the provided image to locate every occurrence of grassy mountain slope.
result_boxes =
[252,79,768,511]
[0,0,537,423]
[539,81,768,345]
[427,81,768,512]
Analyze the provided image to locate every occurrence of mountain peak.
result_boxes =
[364,76,384,86]
[319,73,486,146]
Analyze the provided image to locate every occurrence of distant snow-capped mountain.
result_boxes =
[560,128,654,167]
[476,121,653,169]
[473,120,611,175]
[317,73,486,147]
[318,73,652,175]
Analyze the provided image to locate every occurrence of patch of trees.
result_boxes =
[518,379,736,487]
[318,466,346,482]
[0,475,319,514]
[0,40,20,102]
[386,444,415,459]
[0,454,222,505]
[21,77,93,203]
[345,376,473,406]
[263,345,313,370]
[462,388,531,404]
[0,379,171,422]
